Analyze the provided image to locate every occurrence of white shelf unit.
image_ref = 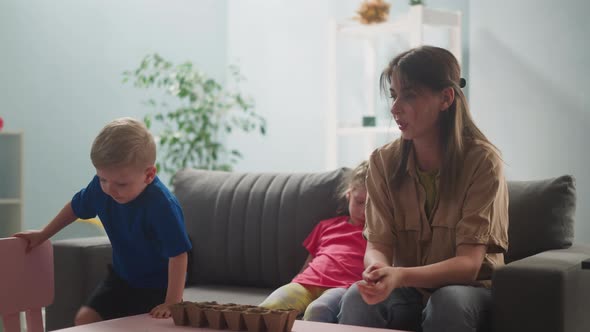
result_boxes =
[0,131,23,237]
[326,5,462,169]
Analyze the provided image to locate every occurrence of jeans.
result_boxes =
[338,284,492,332]
[304,287,347,322]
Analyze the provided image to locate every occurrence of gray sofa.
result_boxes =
[45,169,590,332]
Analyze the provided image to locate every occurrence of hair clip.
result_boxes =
[459,78,467,88]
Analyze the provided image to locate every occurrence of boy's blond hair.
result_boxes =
[90,117,156,169]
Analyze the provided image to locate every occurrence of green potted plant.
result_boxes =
[123,54,266,182]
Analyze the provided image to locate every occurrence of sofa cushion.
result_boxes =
[174,168,349,288]
[505,175,576,263]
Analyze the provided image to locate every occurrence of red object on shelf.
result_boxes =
[0,116,4,131]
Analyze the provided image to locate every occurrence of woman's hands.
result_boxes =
[357,262,405,305]
[356,243,488,305]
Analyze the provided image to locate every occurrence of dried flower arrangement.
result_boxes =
[356,0,391,24]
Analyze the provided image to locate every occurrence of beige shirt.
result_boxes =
[364,139,509,285]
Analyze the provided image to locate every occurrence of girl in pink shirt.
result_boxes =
[259,161,368,322]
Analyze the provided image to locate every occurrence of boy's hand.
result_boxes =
[150,302,172,319]
[13,230,47,253]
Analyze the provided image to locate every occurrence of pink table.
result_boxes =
[53,314,408,332]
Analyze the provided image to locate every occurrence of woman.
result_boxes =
[338,46,509,332]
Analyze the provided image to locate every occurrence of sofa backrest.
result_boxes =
[175,168,577,282]
[174,168,349,288]
[505,175,576,263]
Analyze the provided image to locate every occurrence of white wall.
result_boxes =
[0,0,228,237]
[227,0,358,173]
[469,0,590,241]
[228,0,469,172]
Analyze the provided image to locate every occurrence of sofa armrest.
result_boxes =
[46,236,112,331]
[492,244,590,332]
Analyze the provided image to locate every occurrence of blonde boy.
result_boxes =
[15,117,192,324]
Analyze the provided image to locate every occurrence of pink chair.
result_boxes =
[0,237,54,332]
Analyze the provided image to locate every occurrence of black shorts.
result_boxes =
[85,265,167,320]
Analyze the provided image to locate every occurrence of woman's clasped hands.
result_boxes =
[356,262,406,305]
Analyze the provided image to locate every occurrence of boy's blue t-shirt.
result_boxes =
[71,175,192,288]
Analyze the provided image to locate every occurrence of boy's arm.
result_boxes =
[150,251,188,318]
[14,201,78,252]
[166,251,188,303]
[41,201,78,238]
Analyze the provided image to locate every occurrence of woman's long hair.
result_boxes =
[380,46,498,199]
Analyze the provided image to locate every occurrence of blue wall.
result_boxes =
[0,0,228,238]
[2,1,588,244]
[10,1,585,242]
[470,0,590,242]
[227,0,469,172]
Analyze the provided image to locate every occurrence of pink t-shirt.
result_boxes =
[292,216,367,288]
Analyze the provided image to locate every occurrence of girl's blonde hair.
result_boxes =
[90,117,156,170]
[380,46,499,199]
[337,160,369,214]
